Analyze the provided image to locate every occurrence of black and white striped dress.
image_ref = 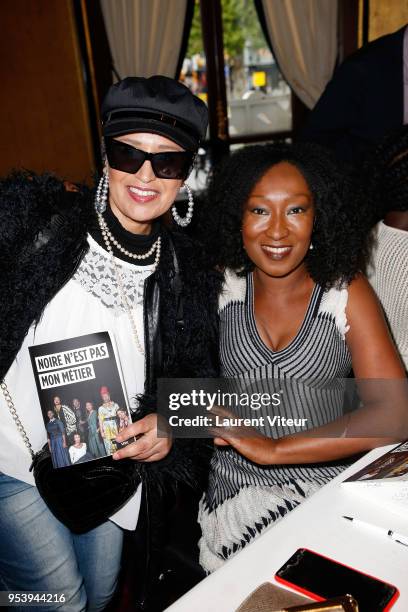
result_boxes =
[198,270,353,572]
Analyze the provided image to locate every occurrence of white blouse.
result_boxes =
[69,443,87,464]
[0,235,154,530]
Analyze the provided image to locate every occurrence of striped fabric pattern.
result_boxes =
[368,221,408,370]
[199,270,352,573]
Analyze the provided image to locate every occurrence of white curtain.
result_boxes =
[260,0,338,109]
[100,0,188,79]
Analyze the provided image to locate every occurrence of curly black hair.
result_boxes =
[359,125,408,226]
[196,142,366,290]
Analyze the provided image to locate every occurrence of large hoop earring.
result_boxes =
[171,183,194,227]
[95,173,109,214]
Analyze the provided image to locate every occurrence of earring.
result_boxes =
[172,183,194,227]
[309,242,314,250]
[95,173,109,214]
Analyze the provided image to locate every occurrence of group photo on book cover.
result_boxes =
[29,331,132,468]
[345,441,408,482]
[342,441,408,520]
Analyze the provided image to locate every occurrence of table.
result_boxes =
[165,445,408,611]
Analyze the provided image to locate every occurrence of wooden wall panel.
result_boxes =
[0,0,95,183]
[368,0,408,41]
[358,0,408,46]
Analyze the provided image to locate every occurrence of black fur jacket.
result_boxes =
[0,171,222,491]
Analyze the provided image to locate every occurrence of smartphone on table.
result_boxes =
[275,548,399,611]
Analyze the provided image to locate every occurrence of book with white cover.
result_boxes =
[342,441,408,517]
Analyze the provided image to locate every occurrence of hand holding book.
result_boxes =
[113,413,173,462]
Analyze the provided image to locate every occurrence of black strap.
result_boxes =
[143,232,184,398]
[170,235,184,331]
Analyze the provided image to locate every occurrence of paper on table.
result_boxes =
[341,441,408,533]
[340,482,408,539]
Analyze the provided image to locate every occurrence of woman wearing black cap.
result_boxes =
[0,76,220,611]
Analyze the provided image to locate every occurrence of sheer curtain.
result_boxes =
[257,0,338,109]
[100,0,190,79]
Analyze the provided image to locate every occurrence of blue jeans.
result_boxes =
[0,473,124,611]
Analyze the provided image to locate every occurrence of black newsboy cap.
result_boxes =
[101,75,208,151]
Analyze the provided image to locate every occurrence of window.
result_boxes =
[180,0,293,167]
[180,1,207,103]
[221,0,291,137]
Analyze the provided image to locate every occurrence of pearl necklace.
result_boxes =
[97,212,161,355]
[97,212,161,262]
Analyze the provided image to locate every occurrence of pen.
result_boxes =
[343,515,408,547]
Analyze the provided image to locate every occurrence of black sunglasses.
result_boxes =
[105,138,195,179]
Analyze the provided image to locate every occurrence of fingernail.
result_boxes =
[112,452,119,460]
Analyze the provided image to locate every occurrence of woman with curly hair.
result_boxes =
[364,126,408,371]
[196,142,405,573]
